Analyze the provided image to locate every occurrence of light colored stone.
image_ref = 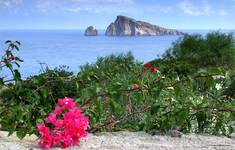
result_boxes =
[230,133,235,139]
[0,131,235,150]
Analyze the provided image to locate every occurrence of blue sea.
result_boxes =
[0,29,234,78]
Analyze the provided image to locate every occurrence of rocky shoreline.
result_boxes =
[0,131,234,150]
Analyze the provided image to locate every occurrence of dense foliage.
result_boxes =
[0,32,234,140]
[164,31,235,67]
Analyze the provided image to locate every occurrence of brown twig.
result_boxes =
[89,106,151,133]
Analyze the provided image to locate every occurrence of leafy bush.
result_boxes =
[0,66,78,138]
[76,58,235,135]
[0,36,234,140]
[150,59,195,77]
[164,31,235,68]
[0,40,23,84]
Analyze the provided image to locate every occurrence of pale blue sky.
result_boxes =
[0,0,234,29]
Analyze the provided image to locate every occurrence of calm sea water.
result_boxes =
[0,29,234,78]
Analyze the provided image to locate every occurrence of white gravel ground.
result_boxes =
[0,131,234,150]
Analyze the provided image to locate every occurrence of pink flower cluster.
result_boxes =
[37,97,89,149]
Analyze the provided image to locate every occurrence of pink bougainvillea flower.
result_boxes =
[61,136,73,148]
[38,135,53,149]
[54,106,62,115]
[58,97,76,109]
[44,113,57,125]
[53,119,64,130]
[60,131,73,148]
[37,97,89,149]
[51,132,62,145]
[38,123,50,136]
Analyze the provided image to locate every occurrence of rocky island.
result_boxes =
[105,16,183,36]
[85,26,98,36]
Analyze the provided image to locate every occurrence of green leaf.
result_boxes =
[15,57,23,62]
[5,40,11,44]
[75,98,80,103]
[210,67,221,74]
[196,112,207,133]
[206,76,214,88]
[16,129,27,139]
[174,85,181,98]
[191,79,197,92]
[0,78,4,87]
[198,69,207,74]
[15,41,21,46]
[201,98,208,105]
[161,117,172,132]
[14,45,19,51]
[7,130,14,137]
[81,87,95,99]
[96,86,102,93]
[111,82,122,91]
[144,112,152,131]
[152,87,162,98]
[150,104,161,115]
[110,91,121,102]
[110,99,119,112]
[15,62,20,68]
[42,88,48,99]
[14,69,21,80]
[176,110,187,126]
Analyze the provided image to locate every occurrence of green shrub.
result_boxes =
[164,31,235,68]
[0,66,78,138]
[0,37,234,139]
[150,59,195,77]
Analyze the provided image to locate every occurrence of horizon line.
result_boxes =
[0,28,234,31]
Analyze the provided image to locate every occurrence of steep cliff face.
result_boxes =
[105,16,183,36]
[85,26,98,36]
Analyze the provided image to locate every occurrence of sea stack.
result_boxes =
[85,26,98,36]
[105,16,183,36]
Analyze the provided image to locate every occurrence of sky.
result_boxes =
[0,0,235,30]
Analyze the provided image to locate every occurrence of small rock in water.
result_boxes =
[85,26,98,36]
